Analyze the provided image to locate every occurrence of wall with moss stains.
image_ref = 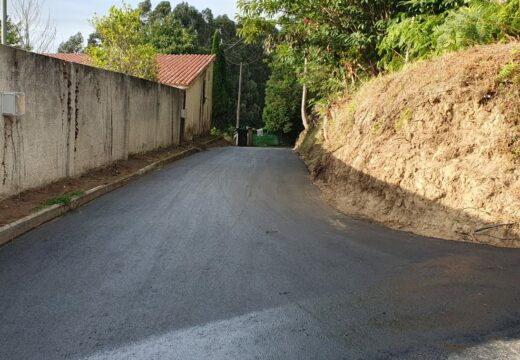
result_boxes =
[0,45,192,199]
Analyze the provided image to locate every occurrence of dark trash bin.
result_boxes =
[236,128,248,147]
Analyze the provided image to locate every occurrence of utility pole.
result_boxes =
[2,0,7,45]
[236,62,243,129]
[235,62,243,146]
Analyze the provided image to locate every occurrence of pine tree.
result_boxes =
[211,30,231,129]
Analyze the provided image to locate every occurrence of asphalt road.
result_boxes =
[0,147,519,360]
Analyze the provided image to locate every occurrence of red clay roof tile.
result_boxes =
[46,53,91,65]
[45,53,215,88]
[157,54,215,88]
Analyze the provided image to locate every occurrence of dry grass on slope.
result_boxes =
[298,42,520,247]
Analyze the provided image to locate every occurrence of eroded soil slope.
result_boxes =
[297,43,520,247]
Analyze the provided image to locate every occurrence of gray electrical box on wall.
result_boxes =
[1,92,25,116]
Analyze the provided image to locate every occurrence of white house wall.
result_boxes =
[184,63,213,140]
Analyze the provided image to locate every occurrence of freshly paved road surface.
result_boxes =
[1,147,520,360]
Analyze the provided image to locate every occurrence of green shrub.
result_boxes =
[379,0,520,71]
[497,61,520,83]
[395,108,412,131]
[43,191,85,207]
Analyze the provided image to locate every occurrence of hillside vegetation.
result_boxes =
[238,0,520,137]
[297,43,520,247]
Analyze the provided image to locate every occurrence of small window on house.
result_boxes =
[182,90,186,110]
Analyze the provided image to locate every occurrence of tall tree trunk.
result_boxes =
[301,54,310,130]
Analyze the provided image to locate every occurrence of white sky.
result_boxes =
[34,0,237,50]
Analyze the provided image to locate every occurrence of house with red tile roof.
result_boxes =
[46,53,215,141]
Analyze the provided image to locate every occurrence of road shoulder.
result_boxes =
[0,137,226,247]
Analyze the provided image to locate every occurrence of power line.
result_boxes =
[225,56,264,66]
[223,36,265,66]
[225,48,265,66]
[224,38,244,52]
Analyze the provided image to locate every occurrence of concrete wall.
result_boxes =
[185,64,213,140]
[0,45,199,199]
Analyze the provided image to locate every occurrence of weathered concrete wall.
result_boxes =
[0,45,189,199]
[185,64,213,140]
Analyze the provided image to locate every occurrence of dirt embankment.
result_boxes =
[296,43,520,248]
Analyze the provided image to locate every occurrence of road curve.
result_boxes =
[0,147,519,360]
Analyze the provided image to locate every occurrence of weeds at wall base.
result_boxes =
[40,191,86,209]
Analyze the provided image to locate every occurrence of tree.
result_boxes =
[201,8,214,26]
[57,32,84,53]
[172,2,213,49]
[213,15,235,42]
[237,64,263,128]
[238,0,401,74]
[142,1,199,54]
[211,30,231,129]
[87,32,101,47]
[203,13,270,129]
[11,0,56,52]
[223,30,269,129]
[138,0,152,21]
[145,13,198,54]
[149,1,172,23]
[237,0,409,130]
[262,49,302,134]
[0,16,22,47]
[86,4,158,81]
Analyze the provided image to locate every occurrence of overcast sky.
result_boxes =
[39,0,237,50]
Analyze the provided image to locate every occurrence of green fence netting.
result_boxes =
[252,134,280,147]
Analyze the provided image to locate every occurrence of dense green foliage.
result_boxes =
[87,5,158,80]
[262,52,302,133]
[0,17,22,47]
[58,32,84,53]
[379,0,520,70]
[145,13,198,54]
[139,0,199,54]
[238,0,400,80]
[211,31,232,129]
[238,0,520,134]
[237,0,403,134]
[171,2,215,50]
[76,0,520,136]
[225,33,269,129]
